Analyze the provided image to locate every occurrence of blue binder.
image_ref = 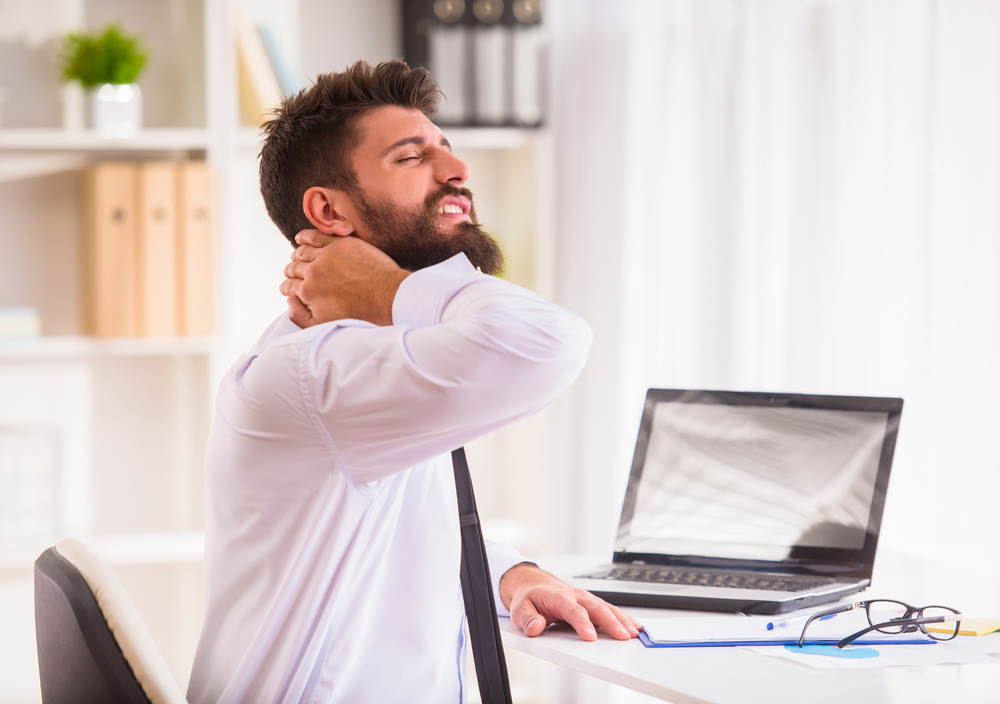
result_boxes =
[638,630,937,648]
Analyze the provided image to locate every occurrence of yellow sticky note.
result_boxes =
[926,618,1000,637]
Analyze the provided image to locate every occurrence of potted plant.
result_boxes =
[61,25,149,137]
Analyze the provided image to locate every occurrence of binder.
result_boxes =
[135,161,178,337]
[511,24,542,125]
[638,631,936,648]
[81,163,138,338]
[176,161,213,336]
[473,23,510,124]
[429,20,470,124]
[637,616,937,648]
[403,0,545,126]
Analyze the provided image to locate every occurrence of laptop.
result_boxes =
[566,389,903,615]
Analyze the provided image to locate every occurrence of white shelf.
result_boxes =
[443,127,540,150]
[232,125,541,152]
[0,530,204,570]
[0,335,214,360]
[235,127,265,151]
[0,128,211,152]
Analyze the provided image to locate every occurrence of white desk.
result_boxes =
[499,550,1000,704]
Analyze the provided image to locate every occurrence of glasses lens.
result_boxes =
[867,600,911,633]
[921,606,961,640]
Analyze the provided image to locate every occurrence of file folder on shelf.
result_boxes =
[136,161,178,337]
[80,160,213,339]
[82,163,138,338]
[177,161,213,336]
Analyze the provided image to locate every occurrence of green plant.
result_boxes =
[61,25,149,88]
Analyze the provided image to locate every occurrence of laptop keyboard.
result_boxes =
[578,565,834,592]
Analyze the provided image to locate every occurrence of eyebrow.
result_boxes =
[381,135,452,157]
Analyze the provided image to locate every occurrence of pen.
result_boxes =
[766,613,836,631]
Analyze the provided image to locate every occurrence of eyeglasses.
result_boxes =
[797,599,963,648]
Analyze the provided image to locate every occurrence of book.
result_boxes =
[136,161,179,337]
[0,430,60,543]
[81,163,138,338]
[236,12,283,127]
[0,307,41,339]
[257,25,303,97]
[176,161,214,336]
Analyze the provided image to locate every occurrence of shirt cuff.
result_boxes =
[485,540,529,618]
[391,252,478,329]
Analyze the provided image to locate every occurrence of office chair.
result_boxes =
[34,539,188,704]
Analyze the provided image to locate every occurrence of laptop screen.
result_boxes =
[616,390,902,568]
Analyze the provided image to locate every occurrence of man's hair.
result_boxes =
[259,60,441,243]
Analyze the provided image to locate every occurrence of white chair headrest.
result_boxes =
[56,539,188,704]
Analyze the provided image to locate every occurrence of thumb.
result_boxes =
[513,596,547,637]
[287,296,317,329]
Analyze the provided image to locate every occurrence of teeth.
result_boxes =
[438,204,464,214]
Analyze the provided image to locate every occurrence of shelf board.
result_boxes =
[0,128,211,152]
[0,530,204,570]
[235,127,265,151]
[443,127,541,150]
[234,126,540,152]
[0,335,214,360]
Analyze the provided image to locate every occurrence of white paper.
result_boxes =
[744,634,1000,669]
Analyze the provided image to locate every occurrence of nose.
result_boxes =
[435,149,471,186]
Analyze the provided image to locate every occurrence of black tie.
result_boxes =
[452,447,513,704]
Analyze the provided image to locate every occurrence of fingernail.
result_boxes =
[586,627,596,638]
[618,626,629,636]
[527,617,540,631]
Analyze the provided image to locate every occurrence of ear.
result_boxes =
[302,187,356,236]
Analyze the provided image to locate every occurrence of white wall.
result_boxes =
[547,0,1000,583]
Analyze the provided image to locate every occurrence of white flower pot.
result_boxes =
[91,83,143,138]
[61,82,85,130]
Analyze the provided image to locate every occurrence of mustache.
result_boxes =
[424,184,476,213]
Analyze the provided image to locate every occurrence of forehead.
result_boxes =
[353,105,445,163]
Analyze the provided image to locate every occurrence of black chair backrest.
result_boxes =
[34,547,151,704]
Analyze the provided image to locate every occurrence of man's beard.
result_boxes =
[351,185,505,276]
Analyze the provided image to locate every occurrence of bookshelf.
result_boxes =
[0,0,553,698]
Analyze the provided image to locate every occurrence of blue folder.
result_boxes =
[638,630,937,648]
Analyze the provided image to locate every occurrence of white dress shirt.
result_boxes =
[187,254,592,704]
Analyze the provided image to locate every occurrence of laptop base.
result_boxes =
[586,582,869,616]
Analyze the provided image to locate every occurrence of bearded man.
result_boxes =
[187,60,639,704]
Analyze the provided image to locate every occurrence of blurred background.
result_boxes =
[1,0,999,702]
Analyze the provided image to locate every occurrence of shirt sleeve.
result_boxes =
[485,540,530,619]
[302,253,593,483]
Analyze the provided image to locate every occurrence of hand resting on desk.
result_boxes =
[500,563,642,642]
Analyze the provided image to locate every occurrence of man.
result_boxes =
[188,60,639,704]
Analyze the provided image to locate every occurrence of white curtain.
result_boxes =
[549,0,1000,578]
